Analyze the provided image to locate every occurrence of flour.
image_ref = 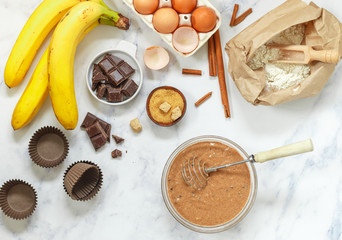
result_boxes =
[247,24,310,90]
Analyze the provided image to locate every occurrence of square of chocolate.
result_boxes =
[96,84,107,99]
[107,54,124,66]
[91,133,107,151]
[81,112,98,128]
[98,58,115,73]
[107,88,123,102]
[122,79,138,97]
[118,62,135,78]
[86,121,103,138]
[108,69,125,86]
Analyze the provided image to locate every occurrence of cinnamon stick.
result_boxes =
[195,92,212,107]
[213,30,231,118]
[182,68,202,76]
[230,4,239,26]
[233,8,252,26]
[208,36,217,76]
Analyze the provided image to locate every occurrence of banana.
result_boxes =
[48,2,125,130]
[11,17,117,130]
[4,0,109,88]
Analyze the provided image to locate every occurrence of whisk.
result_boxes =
[182,139,313,190]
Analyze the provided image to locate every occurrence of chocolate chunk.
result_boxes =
[99,58,115,73]
[91,134,107,151]
[122,79,138,97]
[86,121,103,138]
[108,69,125,86]
[92,81,99,91]
[92,71,107,84]
[107,54,124,66]
[118,62,135,78]
[96,84,107,99]
[86,122,108,151]
[92,64,102,75]
[81,113,111,150]
[112,135,124,144]
[107,88,123,102]
[111,149,122,158]
[81,112,98,128]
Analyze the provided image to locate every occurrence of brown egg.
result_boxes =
[133,0,159,15]
[191,7,217,33]
[172,0,197,14]
[152,8,179,34]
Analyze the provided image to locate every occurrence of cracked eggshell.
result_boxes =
[172,26,199,54]
[144,46,170,70]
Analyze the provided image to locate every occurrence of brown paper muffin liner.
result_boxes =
[29,126,69,168]
[0,179,37,220]
[63,161,103,201]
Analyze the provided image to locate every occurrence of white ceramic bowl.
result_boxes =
[86,40,143,106]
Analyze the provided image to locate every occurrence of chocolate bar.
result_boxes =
[81,113,111,150]
[122,79,138,97]
[86,121,108,151]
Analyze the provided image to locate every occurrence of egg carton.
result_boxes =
[122,0,222,57]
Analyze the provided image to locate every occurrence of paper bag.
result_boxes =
[225,0,342,105]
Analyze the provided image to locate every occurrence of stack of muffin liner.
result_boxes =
[0,126,103,219]
[0,179,37,220]
[63,161,103,201]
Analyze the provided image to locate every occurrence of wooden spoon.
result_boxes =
[267,44,340,64]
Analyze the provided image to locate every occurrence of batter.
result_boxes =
[167,141,251,226]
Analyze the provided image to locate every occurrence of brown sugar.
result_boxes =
[148,89,185,124]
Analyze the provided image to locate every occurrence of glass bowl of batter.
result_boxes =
[161,135,258,233]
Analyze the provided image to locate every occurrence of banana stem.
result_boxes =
[102,9,130,30]
[92,0,130,30]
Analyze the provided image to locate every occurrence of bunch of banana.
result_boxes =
[7,0,130,130]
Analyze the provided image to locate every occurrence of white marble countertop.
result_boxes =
[1,0,342,239]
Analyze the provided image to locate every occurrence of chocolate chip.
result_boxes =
[111,149,122,158]
[112,135,124,144]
